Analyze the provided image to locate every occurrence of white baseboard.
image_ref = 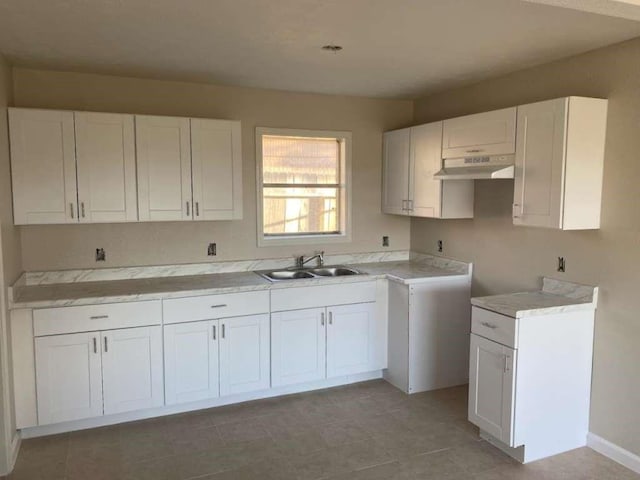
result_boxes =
[9,433,21,470]
[588,432,640,474]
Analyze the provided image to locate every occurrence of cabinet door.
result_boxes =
[75,112,137,223]
[327,302,377,378]
[35,332,103,424]
[409,122,442,218]
[9,108,78,225]
[135,115,193,221]
[101,326,164,415]
[164,320,219,405]
[468,334,516,446]
[442,107,516,159]
[271,308,326,387]
[382,128,410,215]
[513,99,566,229]
[219,314,270,396]
[191,119,243,220]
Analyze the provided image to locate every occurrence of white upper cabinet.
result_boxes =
[513,97,607,230]
[9,108,78,225]
[442,107,517,159]
[136,115,243,222]
[382,122,473,219]
[75,112,137,223]
[135,115,193,222]
[191,119,243,220]
[382,127,411,215]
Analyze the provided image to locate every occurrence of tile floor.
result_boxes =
[5,380,640,479]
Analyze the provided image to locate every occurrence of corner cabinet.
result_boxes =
[382,122,474,219]
[513,97,608,230]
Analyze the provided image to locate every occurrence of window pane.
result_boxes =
[263,187,338,235]
[262,135,339,184]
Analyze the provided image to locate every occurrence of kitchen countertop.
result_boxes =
[471,278,598,318]
[10,256,471,309]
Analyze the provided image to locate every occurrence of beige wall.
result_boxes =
[0,54,20,474]
[12,68,413,271]
[412,37,640,456]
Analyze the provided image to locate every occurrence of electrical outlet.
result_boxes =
[437,240,443,253]
[207,243,217,256]
[557,257,565,273]
[382,236,389,247]
[95,248,106,262]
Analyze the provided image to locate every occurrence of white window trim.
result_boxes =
[256,127,352,247]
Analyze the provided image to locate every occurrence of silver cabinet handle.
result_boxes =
[512,203,523,219]
[321,312,325,326]
[81,202,86,218]
[70,203,75,219]
[90,315,109,320]
[210,304,227,309]
[93,337,97,354]
[104,336,108,353]
[186,201,190,216]
[401,200,408,211]
[466,149,483,153]
[481,321,498,329]
[195,202,200,217]
[504,355,510,373]
[407,200,414,211]
[328,311,333,325]
[222,324,226,339]
[212,324,216,340]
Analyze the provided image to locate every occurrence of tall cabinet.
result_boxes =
[382,122,474,218]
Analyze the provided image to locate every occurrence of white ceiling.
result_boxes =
[1,0,640,99]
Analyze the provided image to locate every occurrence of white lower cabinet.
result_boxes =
[271,308,326,387]
[219,314,271,396]
[468,333,516,445]
[35,332,103,425]
[35,325,163,424]
[101,326,164,415]
[271,300,379,387]
[326,303,378,378]
[468,305,595,463]
[164,320,220,405]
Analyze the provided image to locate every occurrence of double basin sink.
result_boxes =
[258,266,363,282]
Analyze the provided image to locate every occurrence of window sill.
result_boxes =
[258,232,351,247]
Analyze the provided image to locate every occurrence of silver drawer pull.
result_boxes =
[90,315,109,320]
[466,149,483,153]
[480,321,498,329]
[210,304,227,309]
[93,337,97,354]
[212,325,216,340]
[104,336,108,353]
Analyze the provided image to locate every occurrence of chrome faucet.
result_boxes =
[295,251,325,269]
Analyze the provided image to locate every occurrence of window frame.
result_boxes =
[256,127,352,247]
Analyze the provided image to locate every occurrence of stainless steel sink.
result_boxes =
[307,267,360,277]
[258,265,363,282]
[262,270,315,281]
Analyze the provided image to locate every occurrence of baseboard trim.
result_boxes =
[9,432,21,470]
[587,432,640,474]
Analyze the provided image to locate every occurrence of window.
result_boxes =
[256,127,351,246]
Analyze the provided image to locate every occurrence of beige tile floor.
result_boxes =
[5,380,639,479]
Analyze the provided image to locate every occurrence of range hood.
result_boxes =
[434,155,515,180]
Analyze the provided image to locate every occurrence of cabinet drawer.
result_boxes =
[163,290,269,324]
[471,306,518,348]
[33,300,162,337]
[271,281,376,312]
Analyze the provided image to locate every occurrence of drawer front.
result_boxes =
[34,300,162,336]
[271,281,377,312]
[163,290,270,324]
[471,306,517,348]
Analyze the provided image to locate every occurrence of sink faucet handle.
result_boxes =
[318,251,325,267]
[295,255,304,269]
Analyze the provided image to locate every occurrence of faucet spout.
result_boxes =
[296,251,325,268]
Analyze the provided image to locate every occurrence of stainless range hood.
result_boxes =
[434,155,515,180]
